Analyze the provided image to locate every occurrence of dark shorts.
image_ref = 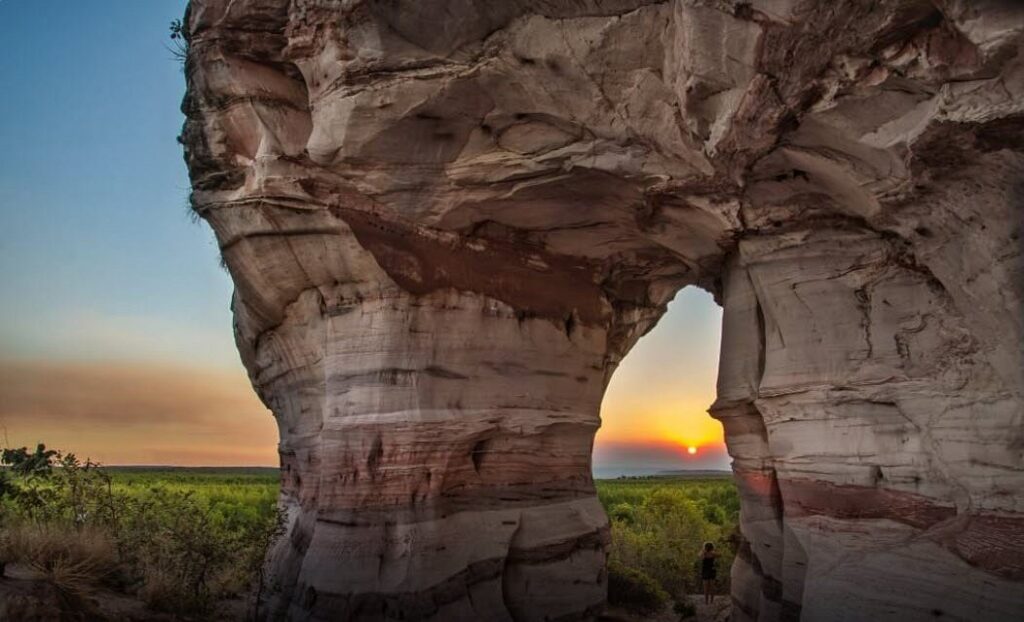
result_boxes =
[702,568,717,581]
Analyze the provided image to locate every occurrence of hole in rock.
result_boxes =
[594,287,726,479]
[367,435,384,474]
[471,439,490,473]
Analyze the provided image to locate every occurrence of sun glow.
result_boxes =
[593,288,728,473]
[651,411,724,450]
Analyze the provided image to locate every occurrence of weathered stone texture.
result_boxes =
[181,1,1024,619]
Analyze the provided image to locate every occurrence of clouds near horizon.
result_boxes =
[0,287,728,470]
[593,439,730,473]
[0,360,277,466]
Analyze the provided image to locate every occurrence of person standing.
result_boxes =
[700,541,718,605]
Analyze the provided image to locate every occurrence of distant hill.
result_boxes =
[103,465,733,480]
[593,466,732,479]
[106,465,278,476]
[656,469,732,477]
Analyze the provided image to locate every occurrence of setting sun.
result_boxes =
[593,288,727,475]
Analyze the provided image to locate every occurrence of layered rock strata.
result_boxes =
[180,1,1024,620]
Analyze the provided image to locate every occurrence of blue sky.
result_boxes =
[0,0,238,367]
[0,1,726,471]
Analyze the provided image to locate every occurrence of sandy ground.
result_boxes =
[693,594,732,621]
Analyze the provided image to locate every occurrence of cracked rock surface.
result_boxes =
[180,1,1024,620]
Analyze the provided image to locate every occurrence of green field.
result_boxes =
[112,469,739,607]
[103,468,739,608]
[107,466,280,531]
[2,449,738,618]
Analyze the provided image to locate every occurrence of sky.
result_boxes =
[0,1,727,474]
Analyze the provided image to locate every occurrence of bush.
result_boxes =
[609,502,635,524]
[674,596,697,619]
[598,477,739,599]
[607,560,669,615]
[0,444,282,618]
[122,489,230,612]
[607,488,710,596]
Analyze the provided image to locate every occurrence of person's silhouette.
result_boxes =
[700,541,717,605]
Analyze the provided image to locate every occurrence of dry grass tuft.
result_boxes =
[2,523,118,599]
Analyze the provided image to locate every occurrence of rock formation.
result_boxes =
[179,0,1024,619]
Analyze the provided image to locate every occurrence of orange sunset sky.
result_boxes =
[0,289,727,473]
[0,1,728,475]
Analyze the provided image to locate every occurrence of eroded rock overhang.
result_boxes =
[180,1,1024,620]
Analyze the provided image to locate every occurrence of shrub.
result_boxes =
[608,488,710,596]
[0,446,122,531]
[701,502,725,526]
[123,488,232,612]
[0,444,282,618]
[674,596,697,619]
[607,559,669,615]
[598,477,739,599]
[609,502,635,524]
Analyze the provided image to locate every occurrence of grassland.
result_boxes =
[107,466,280,530]
[105,468,740,610]
[0,452,282,617]
[2,450,738,619]
[104,468,740,596]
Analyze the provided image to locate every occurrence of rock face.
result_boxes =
[180,1,1024,619]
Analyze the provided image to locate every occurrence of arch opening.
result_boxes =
[595,286,726,478]
[594,285,739,613]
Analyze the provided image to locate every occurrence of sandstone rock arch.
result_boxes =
[180,1,1024,619]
